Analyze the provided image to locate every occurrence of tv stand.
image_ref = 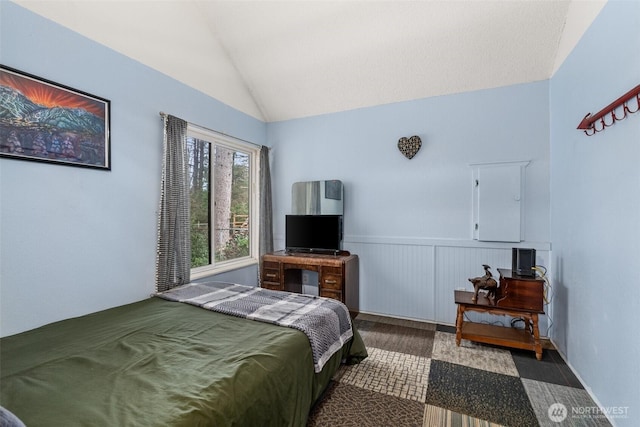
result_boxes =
[261,251,359,314]
[285,248,350,257]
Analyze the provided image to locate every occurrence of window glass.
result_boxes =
[187,137,211,268]
[213,145,250,262]
[187,130,257,275]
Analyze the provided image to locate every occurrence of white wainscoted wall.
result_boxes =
[348,238,550,333]
[274,235,551,335]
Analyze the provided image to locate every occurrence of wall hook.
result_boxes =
[577,84,640,135]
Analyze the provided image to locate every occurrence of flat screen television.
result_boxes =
[285,215,343,254]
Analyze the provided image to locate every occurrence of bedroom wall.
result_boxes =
[549,1,639,424]
[0,2,266,337]
[267,81,551,327]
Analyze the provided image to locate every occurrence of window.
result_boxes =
[187,125,259,277]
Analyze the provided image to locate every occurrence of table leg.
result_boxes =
[455,304,463,346]
[532,313,542,360]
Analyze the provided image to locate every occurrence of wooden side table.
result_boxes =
[455,290,544,360]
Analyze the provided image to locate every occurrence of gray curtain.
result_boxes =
[258,146,273,284]
[155,115,191,292]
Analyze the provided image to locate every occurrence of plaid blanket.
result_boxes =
[156,282,353,373]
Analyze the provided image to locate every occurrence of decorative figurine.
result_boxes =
[468,264,498,303]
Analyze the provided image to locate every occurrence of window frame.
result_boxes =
[187,124,260,279]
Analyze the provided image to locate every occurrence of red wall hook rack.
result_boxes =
[577,84,640,136]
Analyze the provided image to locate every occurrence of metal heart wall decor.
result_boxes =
[397,135,422,159]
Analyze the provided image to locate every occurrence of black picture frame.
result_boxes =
[0,65,111,170]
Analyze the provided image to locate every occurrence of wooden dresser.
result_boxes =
[261,251,359,313]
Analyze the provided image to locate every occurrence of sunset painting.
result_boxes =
[0,66,110,170]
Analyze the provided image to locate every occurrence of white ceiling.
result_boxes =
[15,0,607,122]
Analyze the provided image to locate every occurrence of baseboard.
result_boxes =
[549,338,619,427]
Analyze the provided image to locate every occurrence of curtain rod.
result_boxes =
[159,111,263,148]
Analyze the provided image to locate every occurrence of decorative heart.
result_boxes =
[397,135,422,159]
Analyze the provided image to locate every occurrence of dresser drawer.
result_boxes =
[263,270,280,282]
[262,261,280,282]
[261,282,283,291]
[320,267,343,290]
[320,289,343,302]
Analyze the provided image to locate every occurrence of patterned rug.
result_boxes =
[307,314,612,427]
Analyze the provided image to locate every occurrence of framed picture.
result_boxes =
[0,65,110,170]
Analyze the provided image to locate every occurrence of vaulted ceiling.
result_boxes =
[15,0,606,122]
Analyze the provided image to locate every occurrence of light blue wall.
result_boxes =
[550,1,640,424]
[0,1,266,337]
[268,83,550,243]
[268,82,551,325]
[3,1,635,422]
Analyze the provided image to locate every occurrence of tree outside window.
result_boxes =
[187,131,257,275]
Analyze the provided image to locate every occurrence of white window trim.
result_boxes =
[187,124,260,277]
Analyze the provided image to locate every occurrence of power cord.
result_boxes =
[532,265,555,336]
[463,312,505,327]
[533,265,552,304]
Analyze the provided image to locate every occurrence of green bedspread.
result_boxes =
[0,297,367,426]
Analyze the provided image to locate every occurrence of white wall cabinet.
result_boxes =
[472,161,529,242]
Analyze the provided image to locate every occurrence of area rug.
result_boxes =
[307,314,611,427]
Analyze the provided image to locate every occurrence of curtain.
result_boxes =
[258,146,273,284]
[155,115,190,292]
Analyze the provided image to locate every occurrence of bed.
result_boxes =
[0,282,367,426]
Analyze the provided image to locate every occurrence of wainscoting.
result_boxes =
[342,237,551,336]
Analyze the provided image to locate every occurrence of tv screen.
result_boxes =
[285,215,342,253]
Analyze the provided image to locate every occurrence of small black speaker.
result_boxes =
[512,248,536,277]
